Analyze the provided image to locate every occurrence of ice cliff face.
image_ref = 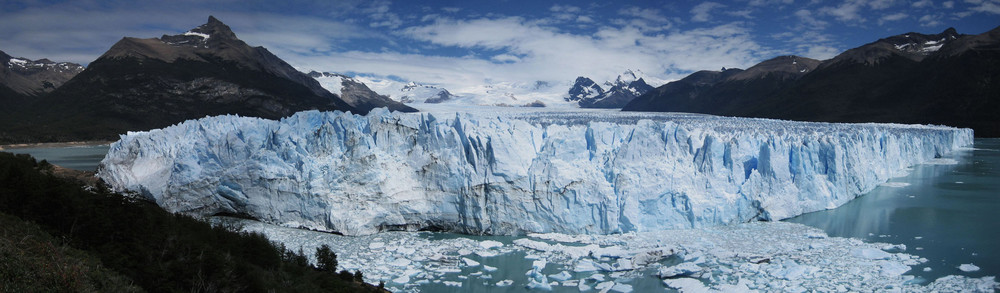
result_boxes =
[98,109,973,236]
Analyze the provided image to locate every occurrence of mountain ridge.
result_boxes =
[0,16,414,143]
[624,26,1000,137]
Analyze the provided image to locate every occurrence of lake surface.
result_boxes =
[787,138,999,281]
[7,138,997,289]
[2,144,110,171]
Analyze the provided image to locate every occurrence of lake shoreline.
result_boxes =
[0,140,114,151]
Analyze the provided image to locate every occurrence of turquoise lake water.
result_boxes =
[787,138,1000,282]
[3,144,110,171]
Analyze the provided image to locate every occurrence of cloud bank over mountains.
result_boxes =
[1,0,997,101]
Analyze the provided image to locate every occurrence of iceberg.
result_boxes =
[98,108,973,236]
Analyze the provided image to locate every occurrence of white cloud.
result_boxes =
[363,0,403,29]
[691,2,727,22]
[616,6,672,31]
[491,54,521,63]
[619,6,669,22]
[794,9,829,29]
[969,0,1000,14]
[867,0,896,9]
[797,44,841,60]
[943,1,955,8]
[878,12,908,25]
[918,14,943,26]
[912,0,934,8]
[376,17,766,99]
[820,0,866,22]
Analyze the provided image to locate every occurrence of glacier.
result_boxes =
[97,108,973,236]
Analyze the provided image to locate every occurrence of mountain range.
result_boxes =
[0,16,413,143]
[566,70,654,108]
[624,26,1000,137]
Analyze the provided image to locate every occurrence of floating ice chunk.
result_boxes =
[852,248,892,260]
[880,262,911,277]
[443,281,462,287]
[392,275,410,284]
[714,282,753,293]
[369,242,385,249]
[684,251,707,264]
[776,260,819,280]
[483,265,498,272]
[578,281,592,291]
[388,258,411,267]
[476,250,498,257]
[880,182,911,188]
[923,267,932,272]
[663,278,709,292]
[611,258,633,271]
[526,279,553,290]
[480,240,504,249]
[588,273,606,282]
[549,271,573,281]
[925,158,959,165]
[805,231,827,239]
[658,262,703,278]
[575,259,601,272]
[496,279,514,287]
[458,248,473,256]
[462,257,480,267]
[610,283,633,292]
[958,263,980,272]
[882,244,906,252]
[533,259,548,270]
[594,281,614,290]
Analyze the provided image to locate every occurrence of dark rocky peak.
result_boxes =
[823,28,965,67]
[682,68,744,86]
[936,25,1000,57]
[160,16,239,48]
[307,71,349,79]
[565,76,604,102]
[728,56,820,81]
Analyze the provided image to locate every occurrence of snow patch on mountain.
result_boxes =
[98,108,973,237]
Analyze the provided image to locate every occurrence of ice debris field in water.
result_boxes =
[99,107,972,237]
[215,217,997,292]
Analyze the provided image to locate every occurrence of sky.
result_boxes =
[1,0,998,102]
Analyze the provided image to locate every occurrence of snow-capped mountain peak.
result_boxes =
[569,69,654,108]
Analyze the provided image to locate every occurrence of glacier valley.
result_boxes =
[98,107,973,236]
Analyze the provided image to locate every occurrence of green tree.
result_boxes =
[315,244,337,272]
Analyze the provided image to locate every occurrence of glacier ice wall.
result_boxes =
[98,109,973,236]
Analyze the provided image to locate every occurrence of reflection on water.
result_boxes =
[3,144,111,171]
[787,138,1000,282]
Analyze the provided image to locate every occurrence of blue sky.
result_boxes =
[1,0,998,99]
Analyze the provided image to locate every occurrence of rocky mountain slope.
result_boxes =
[624,27,1000,137]
[0,50,84,98]
[0,16,413,143]
[308,71,422,111]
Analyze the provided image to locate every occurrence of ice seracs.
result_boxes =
[99,108,973,237]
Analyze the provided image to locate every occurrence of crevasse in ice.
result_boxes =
[98,108,974,236]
